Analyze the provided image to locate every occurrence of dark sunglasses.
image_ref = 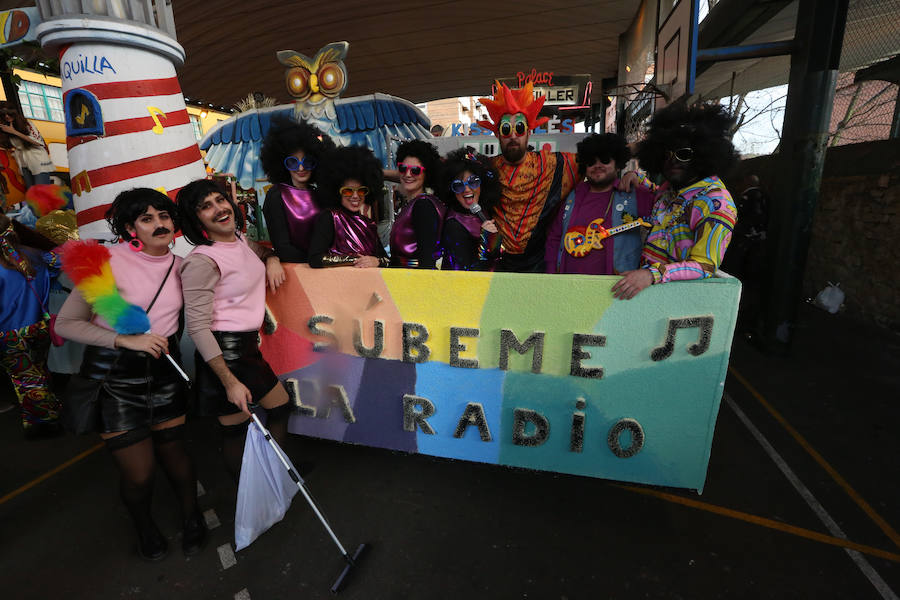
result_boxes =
[284,155,317,171]
[499,120,528,138]
[450,175,481,194]
[340,186,369,198]
[591,156,613,165]
[397,162,425,176]
[666,147,694,163]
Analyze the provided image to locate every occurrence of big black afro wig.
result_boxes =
[636,102,739,180]
[260,116,335,186]
[316,145,384,209]
[438,147,501,216]
[396,139,441,191]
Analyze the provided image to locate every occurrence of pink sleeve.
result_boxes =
[54,288,119,348]
[180,253,223,362]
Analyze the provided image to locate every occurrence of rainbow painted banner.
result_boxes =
[263,265,741,492]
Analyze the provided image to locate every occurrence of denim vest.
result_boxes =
[611,188,641,273]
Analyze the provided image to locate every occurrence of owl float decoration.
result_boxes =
[200,41,432,198]
[278,42,349,122]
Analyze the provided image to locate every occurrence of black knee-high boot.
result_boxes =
[265,403,314,477]
[106,428,167,561]
[220,419,249,484]
[152,425,207,555]
[264,402,291,447]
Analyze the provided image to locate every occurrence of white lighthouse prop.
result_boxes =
[35,2,206,244]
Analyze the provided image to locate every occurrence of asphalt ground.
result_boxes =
[1,302,898,600]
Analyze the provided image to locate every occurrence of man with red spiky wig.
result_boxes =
[477,82,579,272]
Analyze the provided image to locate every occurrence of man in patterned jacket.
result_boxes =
[612,103,739,300]
[477,82,579,272]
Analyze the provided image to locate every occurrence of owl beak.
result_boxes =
[309,74,320,94]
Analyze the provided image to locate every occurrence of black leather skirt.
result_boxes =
[193,330,281,417]
[79,335,187,433]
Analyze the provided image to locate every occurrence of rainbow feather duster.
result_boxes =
[59,239,150,334]
[25,184,72,217]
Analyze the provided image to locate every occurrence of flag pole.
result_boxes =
[249,412,368,593]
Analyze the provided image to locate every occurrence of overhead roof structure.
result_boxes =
[4,1,893,110]
[169,0,641,108]
[694,0,900,99]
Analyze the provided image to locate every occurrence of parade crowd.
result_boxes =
[1,83,740,561]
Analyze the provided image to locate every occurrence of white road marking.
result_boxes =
[217,543,237,570]
[726,393,898,600]
[203,508,221,530]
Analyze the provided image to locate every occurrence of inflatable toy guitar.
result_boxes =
[564,217,651,257]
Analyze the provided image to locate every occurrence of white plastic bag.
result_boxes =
[234,423,300,551]
[815,282,845,314]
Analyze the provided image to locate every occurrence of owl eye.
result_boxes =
[317,64,345,95]
[286,67,310,97]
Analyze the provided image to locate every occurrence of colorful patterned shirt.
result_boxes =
[640,176,737,284]
[491,149,578,256]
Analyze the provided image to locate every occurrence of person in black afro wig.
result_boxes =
[612,102,740,301]
[438,147,501,215]
[437,147,503,271]
[308,145,388,269]
[260,116,335,262]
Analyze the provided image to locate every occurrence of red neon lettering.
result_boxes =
[516,69,554,88]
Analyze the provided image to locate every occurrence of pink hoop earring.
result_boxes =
[129,238,144,252]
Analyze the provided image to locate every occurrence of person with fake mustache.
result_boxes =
[177,179,293,485]
[55,188,206,561]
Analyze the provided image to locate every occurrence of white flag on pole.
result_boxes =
[234,423,300,551]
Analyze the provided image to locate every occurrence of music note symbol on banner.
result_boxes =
[650,316,714,361]
[147,106,167,134]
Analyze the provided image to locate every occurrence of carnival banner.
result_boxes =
[263,266,740,492]
[0,7,40,49]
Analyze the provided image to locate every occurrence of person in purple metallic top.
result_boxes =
[438,148,502,271]
[309,145,389,268]
[388,139,445,268]
[260,117,335,263]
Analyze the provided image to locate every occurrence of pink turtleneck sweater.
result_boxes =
[180,237,272,361]
[56,244,182,347]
